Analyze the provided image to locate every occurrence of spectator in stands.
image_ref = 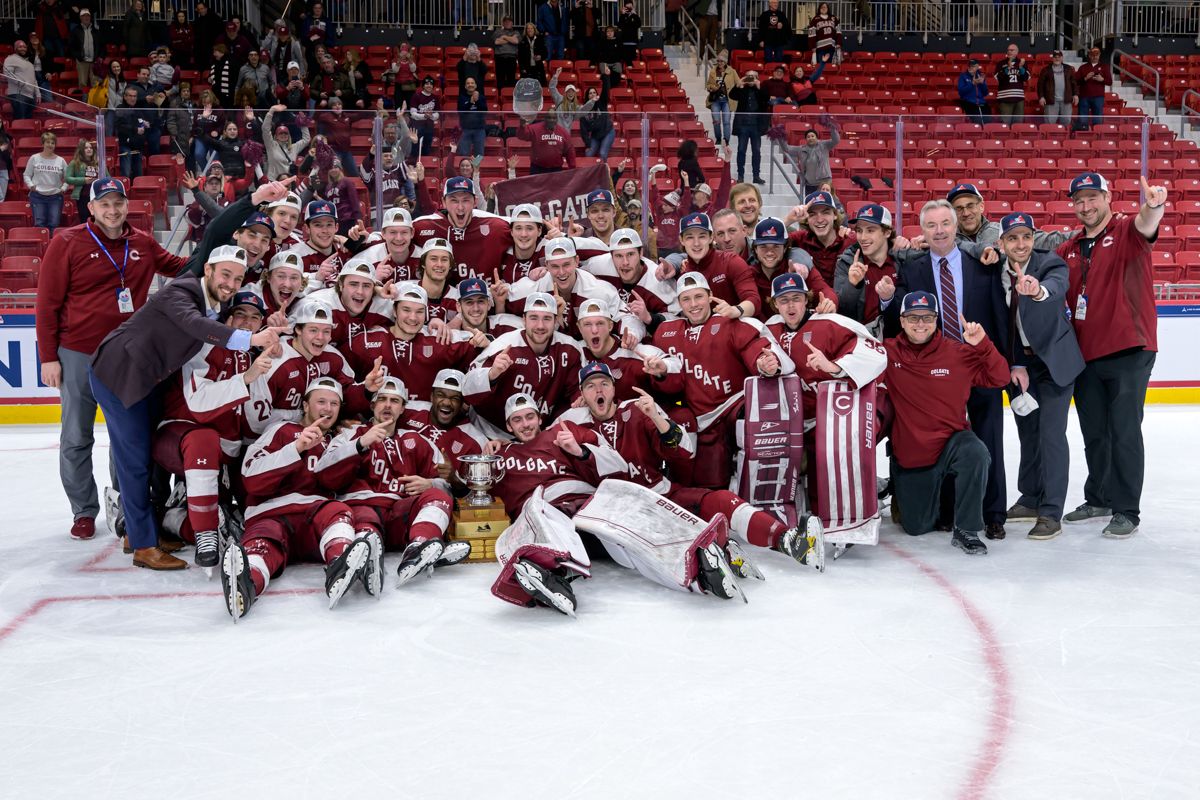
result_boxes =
[312,51,352,110]
[193,2,224,71]
[210,43,235,108]
[264,104,311,178]
[786,119,839,196]
[101,58,125,129]
[64,139,100,224]
[730,71,770,186]
[677,139,706,189]
[456,43,487,94]
[70,9,102,92]
[302,2,337,74]
[994,43,1029,125]
[517,111,576,174]
[457,77,489,158]
[24,131,68,232]
[318,97,360,178]
[237,49,274,108]
[1074,47,1111,130]
[571,0,598,61]
[493,17,520,89]
[4,40,39,120]
[275,61,309,111]
[618,1,642,67]
[957,58,990,125]
[169,10,193,69]
[201,120,252,195]
[694,0,721,56]
[361,147,408,208]
[123,0,150,59]
[234,105,263,148]
[164,80,195,164]
[1037,50,1077,126]
[763,65,795,106]
[150,47,180,93]
[617,176,639,214]
[757,0,792,64]
[806,3,842,63]
[581,79,615,158]
[318,158,361,235]
[35,0,69,58]
[115,86,152,178]
[220,18,255,69]
[706,51,738,148]
[192,91,223,170]
[27,33,59,102]
[790,56,829,107]
[384,44,419,107]
[344,48,374,110]
[519,22,548,83]
[262,21,302,85]
[183,172,228,242]
[0,117,12,201]
[538,0,569,61]
[598,25,626,84]
[549,67,595,131]
[408,76,440,159]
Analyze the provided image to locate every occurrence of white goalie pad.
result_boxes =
[492,487,592,607]
[573,479,728,594]
[814,381,881,547]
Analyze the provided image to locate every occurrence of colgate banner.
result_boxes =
[493,164,612,224]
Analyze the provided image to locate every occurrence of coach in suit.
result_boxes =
[89,245,285,570]
[994,212,1085,540]
[881,198,1010,538]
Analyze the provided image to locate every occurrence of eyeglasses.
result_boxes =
[902,314,938,325]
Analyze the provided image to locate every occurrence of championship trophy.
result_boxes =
[450,454,510,562]
[512,77,544,123]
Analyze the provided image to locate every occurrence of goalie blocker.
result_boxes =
[735,376,880,548]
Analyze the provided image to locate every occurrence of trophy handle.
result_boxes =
[454,464,468,486]
[493,461,506,484]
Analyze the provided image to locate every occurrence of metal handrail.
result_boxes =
[766,139,807,205]
[1111,49,1161,117]
[1054,12,1096,53]
[678,7,704,76]
[1181,89,1200,138]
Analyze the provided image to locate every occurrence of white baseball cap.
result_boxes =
[432,368,465,394]
[693,183,713,197]
[421,237,454,258]
[304,375,343,400]
[677,272,711,294]
[205,244,249,268]
[375,376,408,400]
[291,299,335,327]
[577,298,612,321]
[393,281,429,307]
[510,203,545,226]
[543,237,576,260]
[268,250,304,274]
[338,258,378,283]
[504,392,539,420]
[609,228,642,251]
[523,292,557,315]
[268,192,303,212]
[383,207,413,229]
[287,60,301,71]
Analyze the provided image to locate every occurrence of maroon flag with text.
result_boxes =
[493,164,612,225]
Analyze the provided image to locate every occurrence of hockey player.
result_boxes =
[506,237,645,342]
[747,216,837,318]
[342,282,487,397]
[316,376,466,586]
[246,299,381,435]
[652,272,793,488]
[398,369,491,479]
[563,362,825,570]
[154,290,272,566]
[582,188,620,245]
[582,228,678,336]
[575,298,677,402]
[261,191,305,265]
[497,203,546,284]
[463,291,585,432]
[451,277,520,340]
[254,249,307,320]
[304,258,394,351]
[832,203,899,337]
[666,213,762,319]
[787,190,854,284]
[226,211,277,284]
[409,237,460,322]
[223,376,381,619]
[287,200,353,277]
[367,207,418,283]
[411,175,513,283]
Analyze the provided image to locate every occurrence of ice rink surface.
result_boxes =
[1,408,1198,800]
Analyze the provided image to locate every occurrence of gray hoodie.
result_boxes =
[785,125,840,186]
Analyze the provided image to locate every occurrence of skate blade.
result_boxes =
[705,543,748,604]
[395,541,444,588]
[328,541,370,610]
[725,540,765,581]
[805,517,827,574]
[364,534,384,599]
[513,562,577,618]
[220,544,247,624]
[435,540,472,568]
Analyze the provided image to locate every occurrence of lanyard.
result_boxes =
[85,223,130,288]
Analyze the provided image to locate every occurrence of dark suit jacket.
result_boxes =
[1008,251,1085,387]
[91,274,237,408]
[887,247,1010,358]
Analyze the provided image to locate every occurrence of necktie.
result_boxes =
[939,257,963,341]
[1007,273,1020,363]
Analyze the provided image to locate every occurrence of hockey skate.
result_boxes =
[395,538,444,587]
[325,537,372,609]
[104,486,125,540]
[194,530,219,569]
[776,515,826,573]
[361,531,383,598]
[512,559,578,617]
[220,537,255,623]
[724,539,765,581]
[435,539,472,568]
[695,542,748,603]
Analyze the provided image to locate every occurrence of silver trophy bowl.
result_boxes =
[455,454,507,507]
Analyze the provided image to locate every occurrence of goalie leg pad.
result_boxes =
[492,488,591,608]
[814,381,881,547]
[735,376,806,525]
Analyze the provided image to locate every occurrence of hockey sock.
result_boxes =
[409,492,453,542]
[320,519,356,564]
[244,539,285,596]
[180,429,223,533]
[699,491,785,548]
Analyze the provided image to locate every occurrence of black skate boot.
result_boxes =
[512,559,578,617]
[360,531,383,598]
[776,514,826,573]
[220,538,255,622]
[325,537,372,609]
[194,530,219,568]
[695,542,748,602]
[395,538,445,587]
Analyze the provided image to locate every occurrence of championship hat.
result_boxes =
[457,276,490,301]
[771,272,808,297]
[89,176,126,201]
[267,191,303,212]
[291,299,335,327]
[337,258,378,283]
[304,375,343,400]
[694,182,713,197]
[375,376,408,400]
[382,207,413,229]
[504,392,539,420]
[432,369,466,394]
[947,183,984,203]
[509,203,545,227]
[305,200,337,221]
[609,228,643,251]
[677,271,710,294]
[238,212,276,237]
[393,282,429,307]
[679,212,712,234]
[222,290,267,320]
[585,188,615,208]
[662,191,682,208]
[804,190,837,210]
[900,291,939,316]
[578,361,614,387]
[420,237,454,258]
[205,244,249,268]
[849,203,893,228]
[1068,172,1109,197]
[443,175,475,196]
[522,292,557,314]
[753,217,788,245]
[577,298,612,321]
[1000,212,1036,236]
[543,237,577,260]
[267,250,304,274]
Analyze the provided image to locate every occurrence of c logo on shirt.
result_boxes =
[129,249,142,261]
[1101,236,1114,248]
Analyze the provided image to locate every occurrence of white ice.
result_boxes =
[0,408,1198,800]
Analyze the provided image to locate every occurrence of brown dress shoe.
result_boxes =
[133,547,188,570]
[157,537,186,554]
[1027,517,1063,540]
[985,522,1006,540]
[121,535,133,554]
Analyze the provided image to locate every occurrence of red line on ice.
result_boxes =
[883,541,1014,800]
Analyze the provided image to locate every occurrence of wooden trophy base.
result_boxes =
[450,499,510,562]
